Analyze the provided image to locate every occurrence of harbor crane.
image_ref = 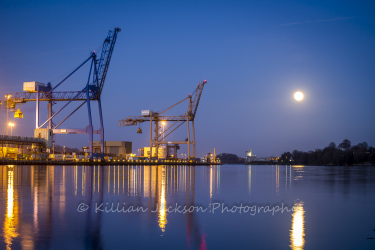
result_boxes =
[1,27,121,159]
[119,80,207,159]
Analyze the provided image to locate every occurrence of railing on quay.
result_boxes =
[0,135,46,147]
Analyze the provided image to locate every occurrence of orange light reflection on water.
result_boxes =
[290,202,305,250]
[3,168,18,250]
[158,166,167,234]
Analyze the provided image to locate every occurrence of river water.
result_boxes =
[0,164,374,249]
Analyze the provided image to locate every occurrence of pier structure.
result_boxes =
[0,135,46,159]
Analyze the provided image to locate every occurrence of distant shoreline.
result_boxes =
[219,161,375,166]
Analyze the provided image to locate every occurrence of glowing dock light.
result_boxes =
[8,122,15,136]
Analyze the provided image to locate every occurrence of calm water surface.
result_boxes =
[1,164,375,249]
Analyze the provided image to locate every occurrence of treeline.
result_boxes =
[216,153,245,164]
[279,139,375,166]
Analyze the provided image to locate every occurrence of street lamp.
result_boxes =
[8,122,14,136]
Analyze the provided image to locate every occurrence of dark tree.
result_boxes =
[352,142,369,163]
[217,153,244,164]
[279,152,292,164]
[279,139,373,166]
[328,142,336,149]
[338,139,351,151]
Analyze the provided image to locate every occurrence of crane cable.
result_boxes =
[155,85,197,114]
[48,43,103,85]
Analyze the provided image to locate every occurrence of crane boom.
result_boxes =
[95,27,121,97]
[190,80,207,119]
[119,115,188,126]
[119,80,207,126]
[2,91,95,104]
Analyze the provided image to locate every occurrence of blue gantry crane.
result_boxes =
[2,27,121,159]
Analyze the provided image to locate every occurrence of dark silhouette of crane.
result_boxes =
[119,80,207,159]
[1,27,121,159]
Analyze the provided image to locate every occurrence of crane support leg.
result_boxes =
[150,115,152,158]
[48,100,52,129]
[187,116,190,159]
[154,120,159,158]
[36,85,40,129]
[192,120,195,158]
[86,85,94,160]
[47,99,53,153]
[98,98,105,159]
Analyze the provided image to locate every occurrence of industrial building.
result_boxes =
[93,141,132,158]
[245,148,257,163]
[140,144,180,159]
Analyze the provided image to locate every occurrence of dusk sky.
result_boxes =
[1,0,375,158]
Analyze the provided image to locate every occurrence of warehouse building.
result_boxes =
[93,141,132,157]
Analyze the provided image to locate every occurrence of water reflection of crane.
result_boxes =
[30,165,54,249]
[84,165,104,249]
[185,166,203,249]
[0,165,220,249]
[34,165,105,249]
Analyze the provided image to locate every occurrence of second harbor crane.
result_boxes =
[119,80,207,159]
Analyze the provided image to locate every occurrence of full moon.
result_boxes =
[294,91,304,101]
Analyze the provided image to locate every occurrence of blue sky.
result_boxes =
[1,0,375,157]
